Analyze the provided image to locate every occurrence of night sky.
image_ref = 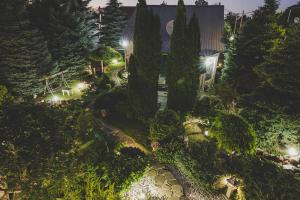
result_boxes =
[90,0,299,13]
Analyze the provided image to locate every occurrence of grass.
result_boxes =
[44,80,88,102]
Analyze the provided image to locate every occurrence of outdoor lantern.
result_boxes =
[121,39,128,48]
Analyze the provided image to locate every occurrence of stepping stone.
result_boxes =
[155,175,166,186]
[164,172,175,180]
[171,184,184,197]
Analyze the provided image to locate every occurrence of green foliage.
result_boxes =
[0,85,13,108]
[0,0,53,96]
[211,112,257,154]
[149,109,183,143]
[167,0,200,113]
[222,0,284,94]
[128,0,161,120]
[228,156,300,200]
[255,25,300,99]
[88,45,122,65]
[100,0,127,48]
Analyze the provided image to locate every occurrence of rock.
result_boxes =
[164,172,175,180]
[155,175,166,186]
[171,184,184,197]
[290,159,299,167]
[148,169,157,179]
[166,179,178,186]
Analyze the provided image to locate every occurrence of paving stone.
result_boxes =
[155,175,166,186]
[171,184,184,197]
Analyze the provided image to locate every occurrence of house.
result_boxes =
[121,4,224,91]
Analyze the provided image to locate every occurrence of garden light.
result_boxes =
[287,147,299,157]
[229,35,235,41]
[52,95,60,103]
[112,58,119,64]
[204,130,209,136]
[77,82,86,90]
[121,39,129,48]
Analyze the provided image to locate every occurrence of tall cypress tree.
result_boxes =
[167,0,200,113]
[100,0,127,49]
[0,0,52,96]
[223,0,283,94]
[184,13,201,111]
[167,0,187,112]
[128,0,161,120]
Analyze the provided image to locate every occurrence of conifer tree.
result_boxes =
[100,0,127,48]
[255,25,300,99]
[167,0,187,112]
[167,0,200,113]
[128,0,161,120]
[0,0,52,96]
[222,0,283,94]
[29,0,90,78]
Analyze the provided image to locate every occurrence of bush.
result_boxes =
[193,95,224,118]
[211,112,257,155]
[88,45,122,66]
[149,109,183,143]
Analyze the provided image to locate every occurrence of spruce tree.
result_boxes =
[0,0,52,96]
[128,0,161,120]
[222,0,283,94]
[29,0,89,78]
[167,0,200,113]
[100,0,127,49]
[255,25,300,99]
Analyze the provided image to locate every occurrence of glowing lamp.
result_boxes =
[204,130,209,136]
[121,40,129,48]
[77,83,86,90]
[229,35,235,41]
[52,96,60,103]
[112,59,119,65]
[287,147,298,157]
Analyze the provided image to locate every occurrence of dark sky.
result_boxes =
[90,0,299,13]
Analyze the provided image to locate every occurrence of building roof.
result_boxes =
[122,5,225,56]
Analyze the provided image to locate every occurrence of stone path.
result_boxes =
[124,165,185,200]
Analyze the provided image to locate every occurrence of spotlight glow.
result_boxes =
[204,130,209,136]
[112,59,119,65]
[52,95,60,103]
[229,35,235,41]
[287,147,298,157]
[121,40,129,48]
[77,83,86,90]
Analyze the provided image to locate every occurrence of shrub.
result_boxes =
[193,95,224,118]
[211,112,257,155]
[88,45,122,66]
[149,109,184,143]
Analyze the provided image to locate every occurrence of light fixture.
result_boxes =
[120,39,128,48]
[77,82,86,90]
[112,59,119,65]
[52,95,60,103]
[205,57,214,66]
[229,35,235,41]
[287,147,298,157]
[204,130,209,136]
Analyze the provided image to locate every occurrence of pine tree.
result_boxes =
[29,0,89,78]
[167,0,200,113]
[222,0,283,94]
[255,25,300,99]
[0,0,52,96]
[100,0,127,49]
[128,0,161,120]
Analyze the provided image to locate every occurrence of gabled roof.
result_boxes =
[122,5,225,56]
